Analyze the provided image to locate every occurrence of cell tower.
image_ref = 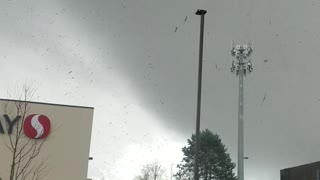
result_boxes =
[231,41,253,180]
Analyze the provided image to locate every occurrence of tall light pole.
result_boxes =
[230,42,253,180]
[194,9,207,180]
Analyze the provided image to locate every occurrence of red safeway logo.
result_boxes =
[23,114,51,139]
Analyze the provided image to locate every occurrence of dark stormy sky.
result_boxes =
[1,0,320,179]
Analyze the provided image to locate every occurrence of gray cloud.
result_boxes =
[51,0,320,179]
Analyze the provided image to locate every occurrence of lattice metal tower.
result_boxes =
[231,42,253,180]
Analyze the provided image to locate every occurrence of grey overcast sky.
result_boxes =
[1,0,320,179]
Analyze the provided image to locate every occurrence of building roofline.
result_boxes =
[281,161,320,171]
[0,98,94,110]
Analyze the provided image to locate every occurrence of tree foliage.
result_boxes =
[174,129,236,180]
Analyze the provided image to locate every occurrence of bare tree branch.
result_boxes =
[135,161,167,180]
[3,83,49,180]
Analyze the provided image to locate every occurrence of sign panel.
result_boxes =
[0,99,94,180]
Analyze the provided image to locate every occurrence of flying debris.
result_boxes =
[174,26,178,32]
[184,16,188,23]
[264,59,268,63]
[261,93,267,104]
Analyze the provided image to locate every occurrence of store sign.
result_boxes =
[0,114,51,139]
[23,114,51,139]
[0,114,21,134]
